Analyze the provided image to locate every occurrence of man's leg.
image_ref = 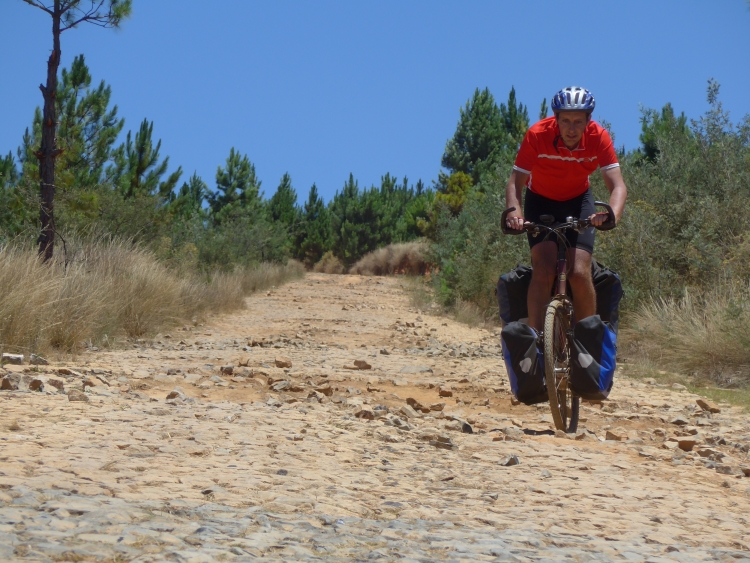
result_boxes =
[527,241,557,330]
[567,247,596,319]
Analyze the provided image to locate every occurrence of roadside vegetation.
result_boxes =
[0,239,303,356]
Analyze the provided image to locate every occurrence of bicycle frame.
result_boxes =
[554,233,569,298]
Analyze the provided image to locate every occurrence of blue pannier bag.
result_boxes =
[500,321,547,405]
[569,315,616,400]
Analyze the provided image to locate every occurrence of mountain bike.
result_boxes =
[501,201,615,432]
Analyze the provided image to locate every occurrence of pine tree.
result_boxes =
[296,183,331,265]
[56,54,124,192]
[441,88,507,184]
[539,98,549,121]
[170,173,209,219]
[0,153,28,238]
[639,103,690,162]
[208,147,262,219]
[22,0,132,261]
[499,86,530,147]
[110,118,182,201]
[10,55,125,234]
[0,153,18,190]
[267,173,298,227]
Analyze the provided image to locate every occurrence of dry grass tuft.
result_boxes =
[622,281,750,386]
[312,251,345,274]
[0,241,304,355]
[348,241,429,276]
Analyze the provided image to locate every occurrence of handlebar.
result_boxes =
[501,201,616,236]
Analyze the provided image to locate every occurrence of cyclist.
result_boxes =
[504,86,627,331]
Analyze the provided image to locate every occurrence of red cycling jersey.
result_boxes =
[513,117,619,201]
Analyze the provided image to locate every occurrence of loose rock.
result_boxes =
[696,398,721,413]
[438,387,453,397]
[275,357,292,368]
[1,353,23,365]
[67,389,89,402]
[29,354,49,366]
[498,454,520,467]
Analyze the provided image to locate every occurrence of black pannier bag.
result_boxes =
[591,261,624,334]
[568,315,617,401]
[496,261,623,331]
[496,264,533,326]
[500,321,547,405]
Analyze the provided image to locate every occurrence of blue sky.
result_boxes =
[2,1,749,203]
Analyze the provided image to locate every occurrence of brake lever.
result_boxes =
[593,201,616,231]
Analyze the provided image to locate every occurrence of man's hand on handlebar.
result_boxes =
[505,212,526,231]
[588,211,611,228]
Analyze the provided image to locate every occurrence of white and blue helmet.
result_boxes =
[551,86,595,113]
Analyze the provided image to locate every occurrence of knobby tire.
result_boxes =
[543,298,579,433]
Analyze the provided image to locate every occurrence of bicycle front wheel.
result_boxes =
[543,298,579,433]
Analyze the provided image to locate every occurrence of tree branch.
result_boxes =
[60,0,120,32]
[20,0,53,16]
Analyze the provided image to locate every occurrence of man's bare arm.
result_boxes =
[591,166,627,226]
[505,169,530,230]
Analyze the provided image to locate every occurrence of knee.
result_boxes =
[568,264,591,285]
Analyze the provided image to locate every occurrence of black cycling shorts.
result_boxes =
[523,188,596,254]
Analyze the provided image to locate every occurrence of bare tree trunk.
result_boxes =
[36,1,62,262]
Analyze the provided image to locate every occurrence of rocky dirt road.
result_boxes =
[1,273,750,562]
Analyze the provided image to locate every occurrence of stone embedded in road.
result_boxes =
[502,426,525,441]
[166,387,186,400]
[671,416,689,426]
[28,378,44,392]
[400,405,420,419]
[606,429,626,441]
[46,378,65,392]
[355,406,375,420]
[275,357,292,368]
[83,377,99,388]
[399,365,433,374]
[1,373,21,391]
[439,387,453,397]
[678,438,698,452]
[430,435,457,450]
[67,389,89,402]
[313,384,333,396]
[272,380,291,392]
[406,397,424,409]
[499,454,520,466]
